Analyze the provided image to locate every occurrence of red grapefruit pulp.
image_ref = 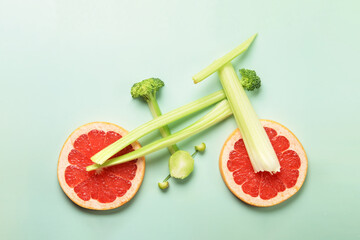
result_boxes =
[58,122,145,210]
[220,119,307,207]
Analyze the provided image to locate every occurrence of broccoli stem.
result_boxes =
[218,63,280,173]
[163,174,171,182]
[191,149,199,158]
[87,100,231,171]
[147,93,179,155]
[91,90,226,165]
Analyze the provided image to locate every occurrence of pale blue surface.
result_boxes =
[1,1,359,239]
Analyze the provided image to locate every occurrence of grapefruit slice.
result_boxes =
[219,119,307,207]
[57,122,145,210]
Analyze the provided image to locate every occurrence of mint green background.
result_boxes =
[1,1,359,239]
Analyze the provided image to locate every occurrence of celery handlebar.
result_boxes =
[192,34,257,84]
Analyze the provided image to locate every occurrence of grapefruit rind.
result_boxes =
[219,119,307,207]
[57,122,145,210]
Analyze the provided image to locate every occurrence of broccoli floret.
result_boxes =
[131,78,165,101]
[239,68,261,91]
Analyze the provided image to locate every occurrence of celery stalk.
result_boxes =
[87,100,232,171]
[218,63,280,173]
[91,90,226,165]
[192,33,257,84]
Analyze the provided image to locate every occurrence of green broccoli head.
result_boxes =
[239,68,261,91]
[131,78,165,101]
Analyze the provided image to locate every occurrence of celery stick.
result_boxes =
[218,63,280,173]
[87,100,231,171]
[91,90,226,165]
[192,34,257,84]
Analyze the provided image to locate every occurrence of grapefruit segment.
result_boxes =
[64,165,89,188]
[219,119,307,207]
[58,122,145,210]
[108,160,137,180]
[264,127,277,140]
[233,170,248,185]
[88,129,106,153]
[278,150,301,170]
[104,131,122,146]
[277,168,299,188]
[68,149,93,168]
[73,134,93,158]
[271,135,290,153]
